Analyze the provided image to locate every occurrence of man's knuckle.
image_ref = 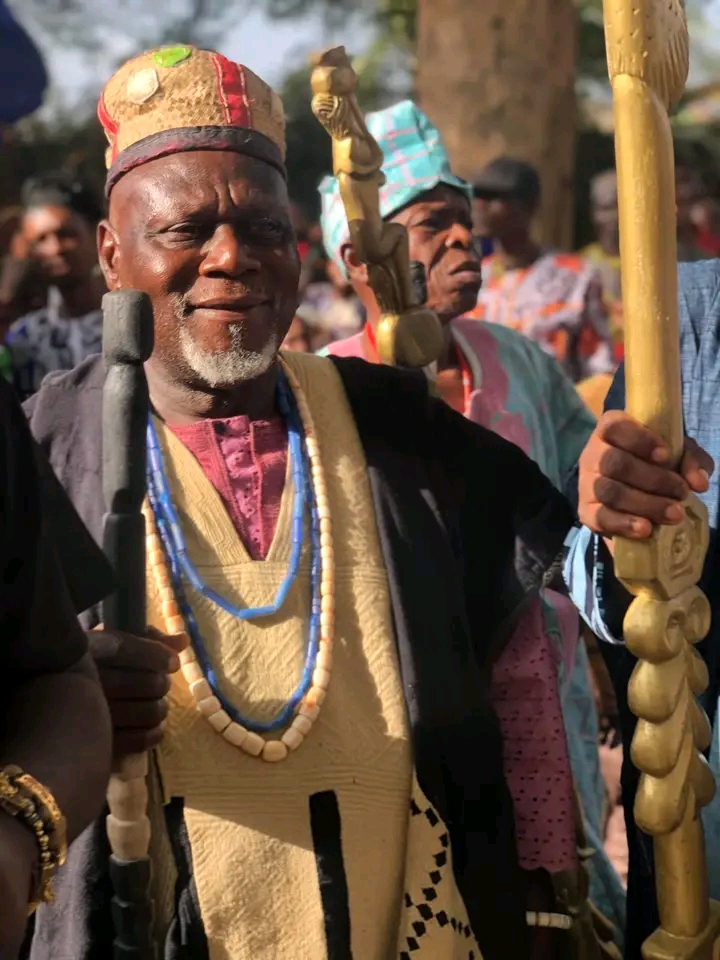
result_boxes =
[593,475,622,508]
[598,446,626,479]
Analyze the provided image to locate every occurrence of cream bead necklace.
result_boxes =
[144,363,334,763]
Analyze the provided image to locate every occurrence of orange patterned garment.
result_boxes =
[469,252,615,383]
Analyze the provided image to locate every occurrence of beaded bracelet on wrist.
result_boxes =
[0,766,67,912]
[145,362,335,763]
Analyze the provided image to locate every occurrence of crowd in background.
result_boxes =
[4,149,720,894]
[3,157,720,405]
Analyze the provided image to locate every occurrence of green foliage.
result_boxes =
[281,68,331,218]
[0,114,107,209]
[281,49,404,217]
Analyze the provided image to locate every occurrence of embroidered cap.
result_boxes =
[98,46,286,196]
[319,99,472,272]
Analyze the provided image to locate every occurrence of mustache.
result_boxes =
[169,292,193,322]
[169,289,272,321]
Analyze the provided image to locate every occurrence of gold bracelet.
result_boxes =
[0,766,67,913]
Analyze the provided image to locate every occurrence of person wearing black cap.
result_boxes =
[469,157,614,384]
[6,173,106,399]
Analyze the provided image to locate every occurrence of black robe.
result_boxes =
[26,354,574,960]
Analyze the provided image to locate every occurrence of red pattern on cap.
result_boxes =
[97,90,120,165]
[211,53,252,128]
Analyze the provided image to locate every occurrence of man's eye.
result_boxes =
[415,219,442,232]
[246,218,290,243]
[168,223,205,239]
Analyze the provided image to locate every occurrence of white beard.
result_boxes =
[179,324,278,388]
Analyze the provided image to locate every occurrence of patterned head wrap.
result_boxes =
[98,45,286,196]
[318,99,472,272]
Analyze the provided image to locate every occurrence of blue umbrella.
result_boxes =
[0,0,47,124]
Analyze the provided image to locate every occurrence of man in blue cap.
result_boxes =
[322,99,626,956]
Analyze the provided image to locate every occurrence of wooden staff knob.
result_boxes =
[107,775,149,822]
[106,813,152,862]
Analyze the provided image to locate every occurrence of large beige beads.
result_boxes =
[144,370,336,764]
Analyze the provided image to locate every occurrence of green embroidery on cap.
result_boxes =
[153,46,192,68]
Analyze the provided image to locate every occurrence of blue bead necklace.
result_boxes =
[145,370,322,734]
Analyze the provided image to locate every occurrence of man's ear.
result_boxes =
[341,244,368,285]
[96,220,122,290]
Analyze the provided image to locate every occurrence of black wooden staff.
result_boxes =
[101,289,156,960]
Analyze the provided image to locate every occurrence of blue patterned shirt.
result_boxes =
[6,286,103,398]
[563,258,720,903]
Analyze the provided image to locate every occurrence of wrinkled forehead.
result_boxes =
[108,150,289,226]
[393,183,471,222]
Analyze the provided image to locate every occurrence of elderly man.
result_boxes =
[24,47,579,960]
[322,99,625,950]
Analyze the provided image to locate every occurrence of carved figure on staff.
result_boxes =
[311,46,442,367]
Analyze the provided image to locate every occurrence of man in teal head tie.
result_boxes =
[322,99,627,952]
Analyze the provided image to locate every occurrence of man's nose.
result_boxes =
[445,222,474,249]
[200,224,260,277]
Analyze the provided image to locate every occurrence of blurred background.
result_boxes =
[5,0,720,250]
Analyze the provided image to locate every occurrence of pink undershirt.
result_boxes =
[168,415,287,561]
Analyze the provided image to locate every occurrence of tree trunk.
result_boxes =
[415,0,579,249]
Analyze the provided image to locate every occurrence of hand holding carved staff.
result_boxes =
[101,289,157,960]
[310,46,443,369]
[577,1,720,958]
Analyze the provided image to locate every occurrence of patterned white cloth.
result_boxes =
[7,286,103,397]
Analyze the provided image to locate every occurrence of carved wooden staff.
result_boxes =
[310,46,443,370]
[604,1,720,957]
[101,289,156,960]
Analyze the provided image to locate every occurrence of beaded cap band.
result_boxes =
[98,46,287,195]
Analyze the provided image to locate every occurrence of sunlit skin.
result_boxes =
[98,151,301,425]
[22,204,104,314]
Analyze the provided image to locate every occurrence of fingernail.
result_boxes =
[652,447,669,463]
[168,655,180,672]
[665,504,684,522]
[699,468,710,487]
[630,519,649,537]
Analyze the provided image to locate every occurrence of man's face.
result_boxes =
[99,150,300,391]
[22,204,97,288]
[390,185,481,322]
[472,193,529,241]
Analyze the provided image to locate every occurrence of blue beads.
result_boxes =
[146,370,322,734]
